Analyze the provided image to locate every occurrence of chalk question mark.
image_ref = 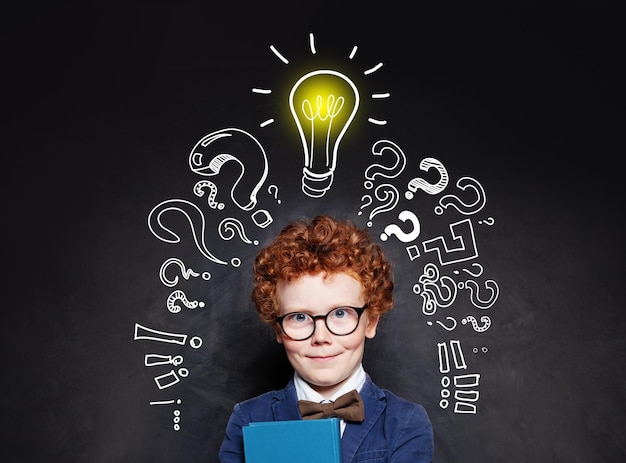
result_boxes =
[427,316,458,331]
[453,263,484,277]
[380,210,421,242]
[218,218,258,245]
[435,177,486,216]
[363,140,407,189]
[406,157,449,199]
[218,217,258,267]
[267,184,281,204]
[188,128,268,211]
[166,289,205,313]
[367,183,399,227]
[159,257,211,287]
[148,199,227,265]
[193,180,224,210]
[358,195,373,216]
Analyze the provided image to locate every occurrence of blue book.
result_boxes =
[243,418,342,463]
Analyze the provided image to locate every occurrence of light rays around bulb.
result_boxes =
[253,32,390,129]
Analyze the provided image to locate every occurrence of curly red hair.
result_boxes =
[252,214,394,324]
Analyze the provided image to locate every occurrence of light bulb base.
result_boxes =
[302,167,334,198]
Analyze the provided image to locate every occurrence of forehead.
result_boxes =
[276,272,363,310]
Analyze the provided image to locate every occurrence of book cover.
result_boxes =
[243,418,342,463]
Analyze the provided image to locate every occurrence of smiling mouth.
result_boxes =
[309,354,338,361]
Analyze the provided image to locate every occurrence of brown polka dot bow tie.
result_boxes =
[298,389,365,422]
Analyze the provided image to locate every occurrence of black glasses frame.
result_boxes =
[275,304,368,341]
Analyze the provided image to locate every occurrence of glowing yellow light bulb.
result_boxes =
[289,70,359,198]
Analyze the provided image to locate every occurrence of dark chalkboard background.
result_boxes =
[4,4,625,462]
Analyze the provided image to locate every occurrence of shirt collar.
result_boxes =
[293,364,366,403]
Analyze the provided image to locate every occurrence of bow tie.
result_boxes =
[298,389,365,422]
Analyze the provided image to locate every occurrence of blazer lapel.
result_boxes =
[341,375,386,463]
[271,378,303,421]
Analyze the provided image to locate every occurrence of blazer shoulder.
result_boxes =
[234,380,298,422]
[363,377,431,424]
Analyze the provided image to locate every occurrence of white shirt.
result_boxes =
[293,364,366,436]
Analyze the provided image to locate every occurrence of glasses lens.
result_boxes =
[281,312,314,340]
[326,307,360,335]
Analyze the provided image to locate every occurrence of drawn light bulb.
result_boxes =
[289,69,359,198]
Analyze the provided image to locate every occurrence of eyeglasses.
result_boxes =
[275,305,368,341]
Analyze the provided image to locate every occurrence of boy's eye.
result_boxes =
[292,313,309,323]
[333,308,347,318]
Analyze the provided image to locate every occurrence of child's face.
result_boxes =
[275,272,379,399]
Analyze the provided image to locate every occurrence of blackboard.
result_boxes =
[4,4,625,462]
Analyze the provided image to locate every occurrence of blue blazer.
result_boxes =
[219,374,434,463]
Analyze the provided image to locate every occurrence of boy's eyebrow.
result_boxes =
[281,304,363,314]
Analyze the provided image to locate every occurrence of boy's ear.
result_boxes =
[273,324,284,344]
[365,314,380,339]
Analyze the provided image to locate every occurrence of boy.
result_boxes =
[219,215,434,462]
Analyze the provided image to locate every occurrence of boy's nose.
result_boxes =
[311,318,333,343]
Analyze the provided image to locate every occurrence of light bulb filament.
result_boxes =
[301,94,346,166]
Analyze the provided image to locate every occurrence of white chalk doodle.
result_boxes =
[405,244,421,261]
[188,128,269,211]
[358,194,373,216]
[453,262,484,278]
[173,409,181,431]
[218,217,259,246]
[269,44,289,64]
[166,289,205,313]
[251,209,273,228]
[149,398,181,406]
[159,257,210,287]
[364,140,407,190]
[434,176,486,216]
[413,262,458,316]
[367,183,399,227]
[459,279,500,309]
[422,218,479,266]
[148,199,228,265]
[450,340,467,370]
[134,323,187,345]
[405,157,449,199]
[267,184,281,204]
[437,341,480,413]
[154,368,189,390]
[452,373,481,414]
[133,323,203,349]
[193,179,225,210]
[462,315,492,332]
[364,62,384,75]
[454,373,481,388]
[427,316,458,331]
[380,210,420,242]
[144,354,184,367]
[439,376,451,409]
[437,342,450,374]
